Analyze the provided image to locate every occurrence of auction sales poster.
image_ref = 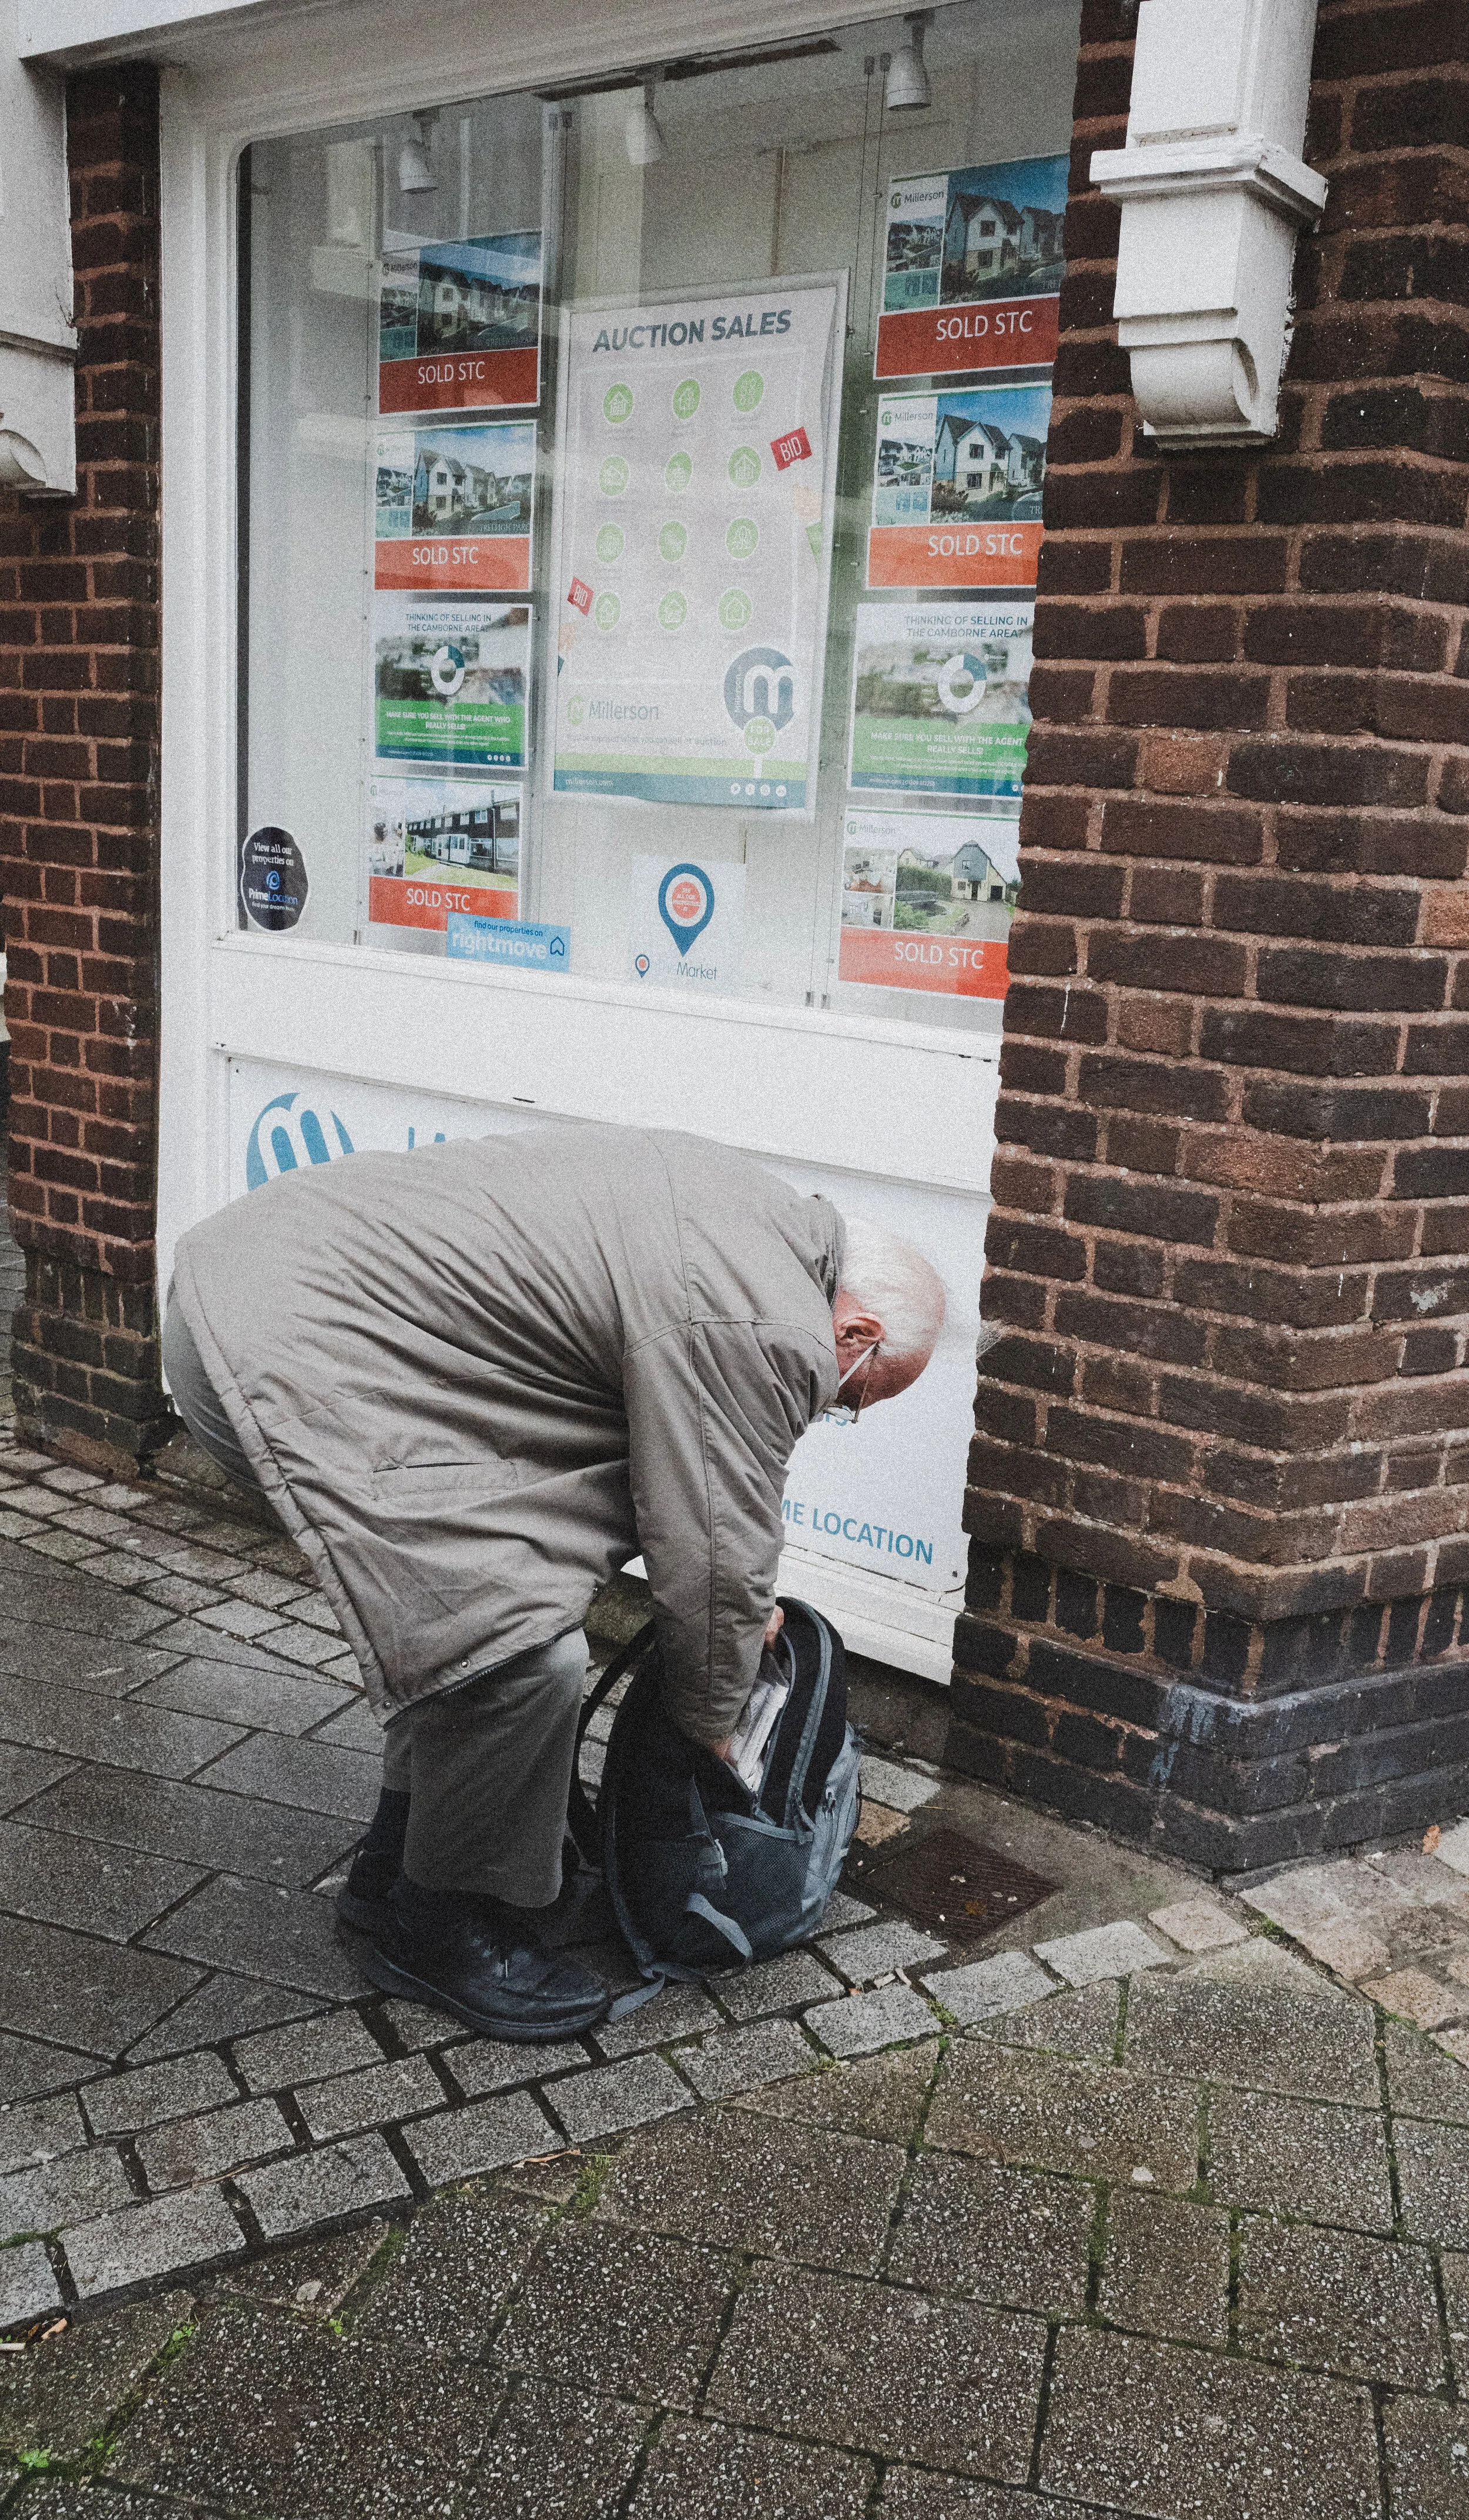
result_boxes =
[876,155,1068,381]
[848,600,1033,801]
[373,596,530,773]
[378,230,542,416]
[551,277,843,813]
[867,382,1051,590]
[364,773,521,932]
[374,422,535,593]
[839,807,1018,1001]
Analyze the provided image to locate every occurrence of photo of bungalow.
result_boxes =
[841,832,1018,942]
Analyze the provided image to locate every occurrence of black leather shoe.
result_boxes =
[355,1880,609,2042]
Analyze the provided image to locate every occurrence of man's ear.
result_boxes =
[834,1303,884,1348]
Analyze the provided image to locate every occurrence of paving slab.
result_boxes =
[66,2186,246,2297]
[128,1974,322,2065]
[598,2106,905,2275]
[22,1764,358,1889]
[887,2149,1093,2316]
[1148,1898,1252,1954]
[591,1982,722,2057]
[1041,2327,1383,2519]
[1393,2115,1469,2247]
[1381,2396,1469,2519]
[0,1672,246,1780]
[296,2053,445,2141]
[145,1874,371,2000]
[495,2219,737,2408]
[1208,2089,1394,2232]
[82,2049,239,2135]
[548,2053,690,2143]
[0,2030,99,2103]
[817,1918,949,1983]
[1034,1920,1168,1985]
[351,2190,546,2354]
[0,2091,87,2172]
[978,1978,1122,2062]
[1386,2018,1469,2125]
[0,1915,202,2059]
[0,1745,73,1816]
[136,1658,355,1736]
[197,1732,381,1822]
[858,1754,940,1813]
[404,2089,556,2189]
[702,1948,841,2021]
[0,2141,133,2242]
[0,2240,63,2330]
[706,2259,1046,2478]
[628,2413,874,2518]
[1098,2189,1231,2346]
[879,2477,1102,2519]
[927,2043,1199,2189]
[233,2005,383,2093]
[110,2305,509,2518]
[807,1982,935,2058]
[442,2033,595,2098]
[735,2042,939,2147]
[0,1817,205,1943]
[236,2133,410,2240]
[1361,1966,1465,2029]
[212,2219,391,2318]
[465,2375,647,2519]
[677,2018,814,2100]
[1237,2216,1445,2387]
[920,1948,1054,2026]
[1123,1936,1381,2104]
[136,2098,293,2191]
[0,2290,190,2456]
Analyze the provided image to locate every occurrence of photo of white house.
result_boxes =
[872,385,1052,532]
[938,156,1067,304]
[375,423,536,542]
[417,231,541,352]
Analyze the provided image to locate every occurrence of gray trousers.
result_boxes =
[162,1286,585,1903]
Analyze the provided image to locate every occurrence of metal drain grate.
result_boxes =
[844,1825,1056,1941]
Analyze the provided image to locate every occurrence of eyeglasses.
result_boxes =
[821,1339,880,1426]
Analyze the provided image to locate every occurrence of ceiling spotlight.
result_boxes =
[398,112,439,196]
[625,79,666,167]
[886,13,932,112]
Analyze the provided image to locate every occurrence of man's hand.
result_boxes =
[709,1608,786,1761]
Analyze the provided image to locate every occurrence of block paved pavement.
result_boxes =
[3,1253,1469,2502]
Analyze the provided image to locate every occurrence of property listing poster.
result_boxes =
[374,422,535,593]
[847,600,1032,801]
[840,807,1018,1001]
[378,229,542,415]
[868,382,1051,590]
[373,596,530,773]
[876,155,1068,381]
[551,278,843,813]
[365,774,521,933]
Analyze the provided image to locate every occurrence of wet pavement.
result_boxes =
[2,1239,1469,2507]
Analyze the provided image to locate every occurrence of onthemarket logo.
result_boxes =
[244,1092,354,1191]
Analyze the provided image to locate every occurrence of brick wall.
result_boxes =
[0,66,170,1469]
[950,0,1469,1865]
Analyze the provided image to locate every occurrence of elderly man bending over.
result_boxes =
[163,1123,943,2041]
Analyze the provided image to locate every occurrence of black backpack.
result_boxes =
[569,1597,861,1987]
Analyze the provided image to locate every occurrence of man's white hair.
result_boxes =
[839,1217,946,1366]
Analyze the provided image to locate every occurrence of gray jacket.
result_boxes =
[171,1123,844,1741]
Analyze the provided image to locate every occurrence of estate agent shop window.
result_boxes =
[227,0,1079,1673]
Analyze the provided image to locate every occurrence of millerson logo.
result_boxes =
[244,1092,354,1192]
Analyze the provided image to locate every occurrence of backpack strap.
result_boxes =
[566,1618,656,1867]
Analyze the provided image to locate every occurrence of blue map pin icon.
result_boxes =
[658,863,715,957]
